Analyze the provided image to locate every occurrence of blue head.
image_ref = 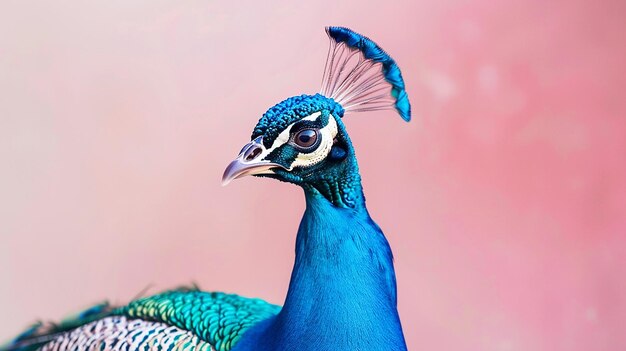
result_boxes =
[223,27,410,209]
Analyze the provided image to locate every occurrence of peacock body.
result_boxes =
[3,26,411,351]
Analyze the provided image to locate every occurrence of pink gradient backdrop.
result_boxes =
[1,1,625,350]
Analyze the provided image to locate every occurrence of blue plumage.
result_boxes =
[4,26,412,351]
[234,193,405,350]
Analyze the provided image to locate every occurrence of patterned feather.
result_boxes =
[39,317,212,351]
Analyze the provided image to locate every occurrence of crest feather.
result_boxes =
[320,26,411,121]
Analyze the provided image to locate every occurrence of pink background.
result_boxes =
[1,1,625,350]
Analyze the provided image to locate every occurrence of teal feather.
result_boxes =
[113,291,280,351]
[2,290,278,351]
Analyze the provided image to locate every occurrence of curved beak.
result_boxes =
[222,137,284,186]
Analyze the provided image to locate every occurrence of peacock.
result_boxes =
[2,26,412,351]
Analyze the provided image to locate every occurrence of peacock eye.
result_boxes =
[293,129,318,148]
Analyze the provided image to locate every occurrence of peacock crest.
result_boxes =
[320,26,411,121]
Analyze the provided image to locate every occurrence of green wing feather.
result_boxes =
[113,290,280,351]
[2,288,280,351]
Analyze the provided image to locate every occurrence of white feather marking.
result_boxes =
[257,111,323,164]
[290,114,338,169]
[255,112,338,172]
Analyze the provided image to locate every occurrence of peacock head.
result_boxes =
[222,27,411,208]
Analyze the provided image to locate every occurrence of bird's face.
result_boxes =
[222,94,350,186]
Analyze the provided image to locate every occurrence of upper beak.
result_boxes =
[222,137,284,186]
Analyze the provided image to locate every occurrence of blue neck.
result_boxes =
[237,186,407,350]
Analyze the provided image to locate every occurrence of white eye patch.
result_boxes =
[289,114,337,169]
[259,112,338,170]
[264,112,322,157]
